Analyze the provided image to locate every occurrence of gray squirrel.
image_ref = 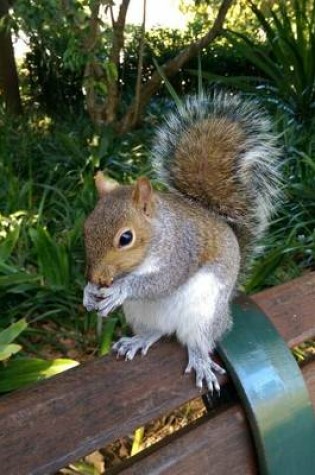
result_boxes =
[83,92,281,391]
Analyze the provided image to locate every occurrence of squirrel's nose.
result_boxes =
[88,268,114,287]
[90,274,112,287]
[98,276,113,287]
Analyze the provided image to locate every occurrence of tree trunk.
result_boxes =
[0,0,22,115]
[104,0,130,124]
[117,0,234,134]
[82,0,130,125]
[132,0,146,129]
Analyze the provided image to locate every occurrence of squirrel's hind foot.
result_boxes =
[185,346,225,393]
[112,332,162,360]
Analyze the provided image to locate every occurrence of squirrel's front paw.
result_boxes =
[185,346,225,393]
[113,333,162,360]
[96,283,127,317]
[83,282,101,311]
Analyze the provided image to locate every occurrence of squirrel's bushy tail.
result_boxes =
[152,91,282,255]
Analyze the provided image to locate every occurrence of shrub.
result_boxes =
[200,0,315,125]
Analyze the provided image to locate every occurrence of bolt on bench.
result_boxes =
[0,272,314,475]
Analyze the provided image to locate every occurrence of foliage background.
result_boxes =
[0,0,314,407]
[0,0,314,471]
[1,0,314,356]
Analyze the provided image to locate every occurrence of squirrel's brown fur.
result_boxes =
[83,92,282,391]
[84,185,153,286]
[173,117,247,220]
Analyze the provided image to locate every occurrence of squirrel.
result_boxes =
[83,91,281,392]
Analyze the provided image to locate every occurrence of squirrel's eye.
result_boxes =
[118,230,134,247]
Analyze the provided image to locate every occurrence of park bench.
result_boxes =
[0,272,314,474]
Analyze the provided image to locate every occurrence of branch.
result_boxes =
[118,0,234,133]
[109,0,130,64]
[82,0,130,125]
[132,0,146,127]
[0,0,23,115]
[85,0,101,53]
[109,4,115,26]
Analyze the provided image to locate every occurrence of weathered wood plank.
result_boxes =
[0,274,313,475]
[115,406,257,475]
[112,360,315,475]
[252,272,315,347]
[0,342,208,475]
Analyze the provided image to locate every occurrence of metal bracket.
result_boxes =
[217,295,315,475]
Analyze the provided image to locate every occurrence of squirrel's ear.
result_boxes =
[132,177,154,217]
[95,171,119,197]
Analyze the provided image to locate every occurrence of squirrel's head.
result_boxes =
[84,172,155,287]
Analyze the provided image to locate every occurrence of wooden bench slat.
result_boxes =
[252,272,315,347]
[0,274,314,475]
[114,360,315,475]
[115,406,258,475]
[0,342,202,475]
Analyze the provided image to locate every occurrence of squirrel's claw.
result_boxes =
[83,281,126,316]
[83,282,101,311]
[186,346,225,393]
[97,298,119,317]
[96,283,128,317]
[112,333,162,360]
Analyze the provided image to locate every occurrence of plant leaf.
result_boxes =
[0,358,79,392]
[153,58,183,108]
[0,319,28,346]
[0,344,22,361]
[99,317,118,356]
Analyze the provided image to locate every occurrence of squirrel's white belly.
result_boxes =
[123,267,223,348]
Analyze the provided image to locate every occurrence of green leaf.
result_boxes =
[153,58,183,109]
[187,69,265,93]
[29,226,70,288]
[0,319,28,346]
[0,358,79,392]
[0,225,20,262]
[105,61,118,82]
[0,269,40,290]
[246,250,285,293]
[69,461,99,475]
[197,53,203,98]
[0,344,22,361]
[99,317,118,356]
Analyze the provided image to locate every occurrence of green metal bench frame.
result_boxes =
[218,296,315,475]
